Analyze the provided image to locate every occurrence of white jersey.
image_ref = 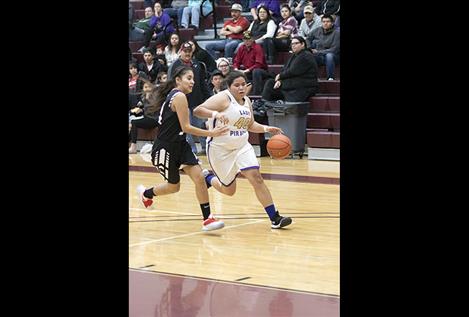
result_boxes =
[206,90,260,186]
[206,89,252,150]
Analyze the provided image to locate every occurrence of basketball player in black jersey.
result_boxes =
[136,66,229,231]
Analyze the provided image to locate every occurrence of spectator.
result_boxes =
[129,63,148,108]
[288,0,310,23]
[263,4,298,64]
[168,42,211,155]
[298,5,322,45]
[261,36,318,102]
[250,0,281,22]
[138,2,175,53]
[187,39,217,74]
[129,7,155,41]
[246,5,277,46]
[138,49,164,83]
[154,45,168,72]
[310,14,339,80]
[156,71,168,86]
[164,33,181,68]
[209,70,224,95]
[129,81,159,154]
[233,31,272,95]
[205,4,250,59]
[164,0,188,27]
[216,57,252,95]
[181,0,202,29]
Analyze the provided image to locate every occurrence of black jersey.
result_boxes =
[156,89,186,142]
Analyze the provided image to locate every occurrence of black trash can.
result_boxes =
[266,101,309,157]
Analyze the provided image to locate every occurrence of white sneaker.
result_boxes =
[137,46,146,53]
[202,217,225,231]
[136,184,153,208]
[328,77,334,81]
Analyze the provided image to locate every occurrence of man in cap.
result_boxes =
[205,3,250,59]
[233,30,271,95]
[298,5,322,45]
[168,42,211,155]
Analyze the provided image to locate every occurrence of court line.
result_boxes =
[130,165,340,185]
[129,219,264,247]
[129,216,339,223]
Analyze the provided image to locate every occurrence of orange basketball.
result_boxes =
[267,134,292,159]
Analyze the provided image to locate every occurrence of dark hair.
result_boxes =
[280,4,292,14]
[156,71,167,83]
[168,33,181,52]
[147,66,193,113]
[257,5,271,21]
[224,70,247,88]
[321,14,334,22]
[291,36,307,47]
[129,62,138,69]
[188,39,202,53]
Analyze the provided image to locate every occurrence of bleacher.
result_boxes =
[129,0,340,159]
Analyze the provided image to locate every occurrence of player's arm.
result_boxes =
[193,92,230,124]
[246,97,283,134]
[173,94,229,137]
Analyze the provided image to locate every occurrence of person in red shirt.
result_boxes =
[233,31,272,95]
[205,3,250,59]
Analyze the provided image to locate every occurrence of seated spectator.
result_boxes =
[164,33,181,68]
[138,2,175,53]
[245,5,277,46]
[261,36,318,102]
[233,31,272,95]
[263,4,298,64]
[138,49,164,83]
[209,69,224,95]
[164,0,188,27]
[250,0,281,22]
[181,0,212,29]
[129,6,154,41]
[155,45,168,72]
[205,4,250,59]
[288,0,310,23]
[298,5,322,45]
[129,81,159,153]
[309,14,339,80]
[187,39,217,74]
[315,0,340,25]
[156,71,168,86]
[129,63,148,108]
[216,57,252,95]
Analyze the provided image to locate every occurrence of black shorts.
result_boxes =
[151,139,199,184]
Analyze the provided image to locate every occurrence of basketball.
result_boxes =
[267,134,292,159]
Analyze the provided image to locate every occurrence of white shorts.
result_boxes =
[207,142,260,186]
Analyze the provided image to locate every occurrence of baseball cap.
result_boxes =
[303,5,314,14]
[181,42,193,51]
[231,3,243,11]
[243,30,253,40]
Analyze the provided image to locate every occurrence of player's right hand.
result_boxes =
[214,113,229,125]
[210,125,230,137]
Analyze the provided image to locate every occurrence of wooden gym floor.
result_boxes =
[129,153,340,316]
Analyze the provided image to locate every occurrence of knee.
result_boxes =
[250,172,264,186]
[325,53,335,61]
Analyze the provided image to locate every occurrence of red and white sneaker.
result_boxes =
[202,217,225,231]
[136,184,153,208]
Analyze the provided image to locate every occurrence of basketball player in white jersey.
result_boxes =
[193,71,292,228]
[136,66,229,231]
